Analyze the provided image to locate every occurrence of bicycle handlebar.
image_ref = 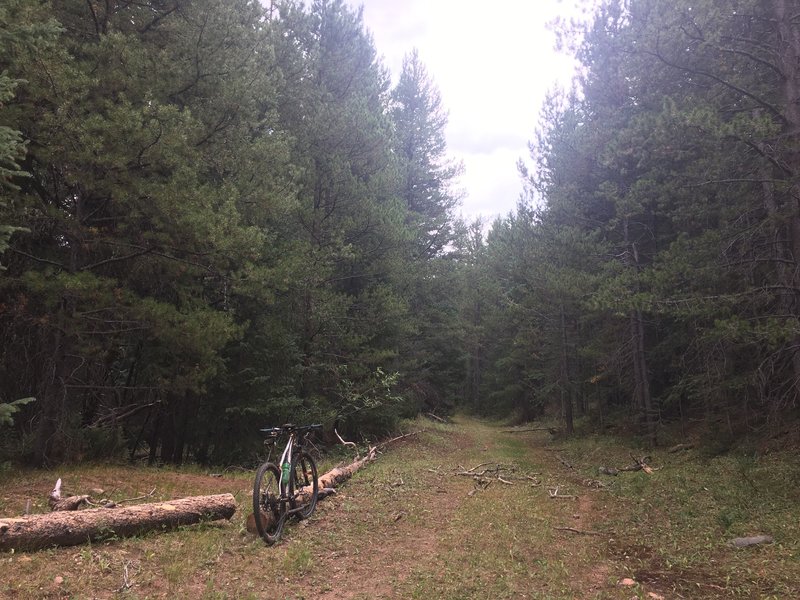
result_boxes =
[259,423,323,436]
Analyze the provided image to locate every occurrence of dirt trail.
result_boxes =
[310,430,476,600]
[297,420,635,600]
[1,419,645,599]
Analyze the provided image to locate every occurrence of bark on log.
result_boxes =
[0,494,236,552]
[318,447,377,489]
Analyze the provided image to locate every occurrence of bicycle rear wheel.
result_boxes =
[253,462,286,544]
[289,451,318,519]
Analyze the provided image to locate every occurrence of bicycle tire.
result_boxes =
[253,462,286,544]
[289,451,318,520]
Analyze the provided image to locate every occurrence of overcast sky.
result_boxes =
[348,0,589,224]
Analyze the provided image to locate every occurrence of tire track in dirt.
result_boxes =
[309,429,477,600]
[517,432,666,600]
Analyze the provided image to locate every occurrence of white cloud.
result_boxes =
[353,0,583,221]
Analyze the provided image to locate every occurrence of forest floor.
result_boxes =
[1,417,798,599]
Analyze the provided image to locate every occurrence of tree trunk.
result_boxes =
[774,0,800,407]
[631,308,656,445]
[34,320,70,466]
[559,304,574,435]
[0,494,236,552]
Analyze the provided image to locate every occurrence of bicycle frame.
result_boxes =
[260,424,321,504]
[277,431,295,500]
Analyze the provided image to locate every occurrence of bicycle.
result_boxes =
[252,423,323,545]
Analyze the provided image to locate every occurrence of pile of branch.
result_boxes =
[47,478,156,511]
[454,462,540,496]
[599,454,657,476]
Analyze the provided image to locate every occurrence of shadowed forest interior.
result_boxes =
[2,0,800,467]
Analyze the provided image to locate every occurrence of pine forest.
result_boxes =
[2,0,800,468]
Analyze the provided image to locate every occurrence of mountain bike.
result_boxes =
[252,423,323,545]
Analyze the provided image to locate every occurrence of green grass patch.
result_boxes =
[557,435,800,598]
[2,418,796,599]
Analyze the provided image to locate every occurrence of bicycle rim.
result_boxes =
[253,462,287,544]
[289,451,318,519]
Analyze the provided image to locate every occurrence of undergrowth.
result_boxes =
[556,433,800,599]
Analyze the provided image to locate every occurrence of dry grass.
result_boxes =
[1,418,797,599]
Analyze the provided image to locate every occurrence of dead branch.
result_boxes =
[425,412,451,424]
[48,479,90,512]
[467,478,493,497]
[548,486,577,500]
[557,455,574,470]
[600,455,657,475]
[554,526,604,536]
[455,464,515,477]
[456,463,539,495]
[463,461,493,473]
[91,401,159,428]
[115,487,157,506]
[335,428,360,459]
[667,443,695,454]
[376,430,423,451]
[632,454,652,471]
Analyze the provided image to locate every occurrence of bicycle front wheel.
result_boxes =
[289,451,318,519]
[253,462,286,544]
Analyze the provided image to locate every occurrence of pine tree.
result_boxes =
[391,49,462,259]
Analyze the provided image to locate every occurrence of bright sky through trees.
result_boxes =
[350,0,584,222]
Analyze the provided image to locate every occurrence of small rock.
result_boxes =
[90,488,105,496]
[647,593,665,600]
[54,576,64,585]
[619,577,636,587]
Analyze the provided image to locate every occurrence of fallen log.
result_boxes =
[554,526,605,536]
[667,443,695,454]
[599,455,656,476]
[501,427,558,434]
[318,446,378,489]
[425,412,450,424]
[0,494,236,552]
[730,535,773,548]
